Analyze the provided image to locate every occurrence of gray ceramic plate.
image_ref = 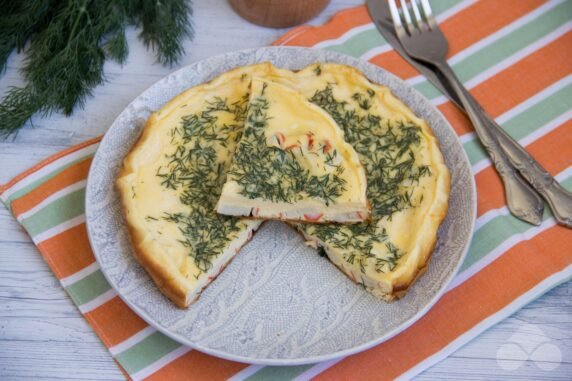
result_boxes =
[86,47,476,365]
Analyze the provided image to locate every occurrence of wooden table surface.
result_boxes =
[0,1,570,379]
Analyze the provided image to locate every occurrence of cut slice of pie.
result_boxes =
[217,77,370,223]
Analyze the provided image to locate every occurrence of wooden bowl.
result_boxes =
[229,0,331,28]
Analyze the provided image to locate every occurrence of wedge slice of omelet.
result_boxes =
[117,63,294,308]
[217,77,370,223]
[283,63,450,300]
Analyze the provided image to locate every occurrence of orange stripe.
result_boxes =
[274,6,371,47]
[9,156,93,217]
[475,122,572,216]
[438,32,572,136]
[146,351,249,381]
[315,225,572,381]
[84,297,149,348]
[0,136,100,194]
[36,224,95,279]
[368,0,545,79]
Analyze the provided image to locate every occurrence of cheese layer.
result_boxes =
[217,77,369,223]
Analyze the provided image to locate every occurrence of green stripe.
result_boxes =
[463,85,572,165]
[20,188,85,237]
[459,175,572,272]
[244,365,315,381]
[115,332,181,374]
[326,29,385,57]
[65,269,112,306]
[324,0,464,57]
[3,153,94,208]
[414,1,572,100]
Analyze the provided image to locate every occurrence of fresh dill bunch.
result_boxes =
[0,0,194,139]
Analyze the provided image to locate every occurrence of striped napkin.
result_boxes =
[2,1,571,379]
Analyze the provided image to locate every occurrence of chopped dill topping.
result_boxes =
[226,85,347,206]
[153,94,250,274]
[308,84,430,219]
[351,92,372,110]
[298,84,432,274]
[313,64,322,76]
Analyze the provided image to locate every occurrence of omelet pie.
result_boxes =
[117,61,450,308]
[116,63,293,308]
[217,77,369,223]
[281,63,450,300]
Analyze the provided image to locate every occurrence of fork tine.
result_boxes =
[388,0,403,27]
[399,0,414,32]
[419,0,437,28]
[410,0,425,28]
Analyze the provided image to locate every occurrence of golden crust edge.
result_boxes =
[382,116,451,301]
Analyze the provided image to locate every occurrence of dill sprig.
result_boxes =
[0,0,194,139]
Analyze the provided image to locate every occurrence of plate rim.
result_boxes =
[86,46,477,366]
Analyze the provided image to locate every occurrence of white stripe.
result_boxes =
[448,217,556,291]
[475,206,509,231]
[519,110,572,147]
[32,214,86,244]
[0,143,97,203]
[470,158,490,175]
[397,265,572,381]
[555,166,572,182]
[360,0,476,62]
[278,28,310,46]
[109,326,157,356]
[292,358,345,381]
[471,110,571,175]
[454,75,572,144]
[360,44,392,61]
[496,75,572,125]
[429,20,569,106]
[449,0,563,67]
[458,132,476,144]
[459,22,572,98]
[78,288,118,314]
[449,165,571,290]
[16,180,87,223]
[227,365,266,381]
[313,24,373,49]
[130,346,192,381]
[434,0,478,24]
[429,22,572,107]
[406,1,566,86]
[60,261,101,287]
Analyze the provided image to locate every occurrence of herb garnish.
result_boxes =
[153,95,249,274]
[226,84,347,206]
[0,1,194,138]
[299,84,430,274]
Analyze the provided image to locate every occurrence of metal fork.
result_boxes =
[388,0,572,227]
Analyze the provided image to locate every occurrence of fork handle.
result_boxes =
[492,121,572,228]
[434,61,545,225]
